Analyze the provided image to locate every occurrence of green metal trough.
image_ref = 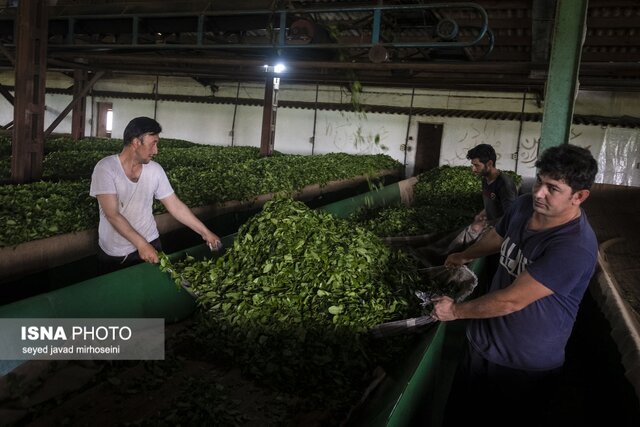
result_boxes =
[0,180,484,427]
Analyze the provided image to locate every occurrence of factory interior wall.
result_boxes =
[0,71,634,181]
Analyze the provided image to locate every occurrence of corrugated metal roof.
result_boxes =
[3,0,639,92]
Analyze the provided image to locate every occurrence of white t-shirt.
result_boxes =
[90,155,174,256]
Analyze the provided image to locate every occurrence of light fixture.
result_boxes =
[263,62,287,74]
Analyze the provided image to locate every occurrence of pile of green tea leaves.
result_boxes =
[1,135,399,247]
[160,198,425,406]
[350,166,522,237]
[414,165,522,209]
[414,165,483,211]
[349,202,474,237]
[0,180,98,246]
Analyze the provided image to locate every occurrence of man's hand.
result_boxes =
[445,252,470,268]
[202,230,223,251]
[137,242,159,263]
[431,296,457,321]
[160,194,223,252]
[474,212,487,223]
[470,212,488,233]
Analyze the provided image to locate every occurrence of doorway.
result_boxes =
[414,123,443,176]
[96,102,113,138]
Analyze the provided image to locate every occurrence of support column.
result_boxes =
[259,75,277,157]
[11,0,48,183]
[539,0,588,154]
[44,71,104,139]
[71,69,88,140]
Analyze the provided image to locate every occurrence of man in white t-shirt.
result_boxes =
[90,116,221,273]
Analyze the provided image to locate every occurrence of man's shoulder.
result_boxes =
[95,154,118,168]
[497,171,516,185]
[507,193,532,217]
[146,160,167,174]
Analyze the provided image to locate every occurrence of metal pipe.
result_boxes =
[514,90,527,174]
[90,91,94,137]
[50,52,537,73]
[43,3,487,24]
[9,3,489,51]
[311,83,318,155]
[153,75,159,120]
[402,87,415,178]
[197,15,204,46]
[372,8,382,44]
[230,81,241,146]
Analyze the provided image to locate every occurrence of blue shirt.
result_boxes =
[467,193,598,370]
[482,172,517,221]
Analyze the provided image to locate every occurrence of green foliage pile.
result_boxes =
[167,153,398,208]
[350,203,474,237]
[414,165,522,210]
[350,165,522,237]
[43,151,110,180]
[0,136,399,247]
[0,180,98,246]
[161,199,422,400]
[414,165,483,211]
[44,135,199,153]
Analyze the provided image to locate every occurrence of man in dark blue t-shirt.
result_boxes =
[467,143,517,232]
[432,144,517,260]
[432,144,598,426]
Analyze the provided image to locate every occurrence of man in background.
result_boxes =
[451,143,518,251]
[421,144,517,263]
[469,144,517,229]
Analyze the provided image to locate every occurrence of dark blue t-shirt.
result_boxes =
[467,193,598,370]
[482,172,517,221]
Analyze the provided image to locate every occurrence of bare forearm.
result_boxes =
[453,290,522,320]
[433,271,554,322]
[160,194,221,250]
[105,213,148,249]
[167,200,207,236]
[460,228,502,260]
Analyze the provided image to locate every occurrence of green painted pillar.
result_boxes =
[539,0,588,154]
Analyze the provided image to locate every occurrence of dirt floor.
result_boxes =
[0,319,342,427]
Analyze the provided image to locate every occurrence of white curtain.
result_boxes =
[596,127,640,187]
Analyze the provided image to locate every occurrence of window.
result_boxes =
[106,109,113,133]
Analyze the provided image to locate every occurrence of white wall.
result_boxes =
[314,110,406,157]
[156,100,236,145]
[1,71,636,184]
[275,108,315,155]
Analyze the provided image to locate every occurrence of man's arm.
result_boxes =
[431,271,554,321]
[96,194,159,263]
[445,227,504,267]
[160,194,222,249]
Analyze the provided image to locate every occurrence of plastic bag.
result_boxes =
[410,225,490,266]
[370,265,478,339]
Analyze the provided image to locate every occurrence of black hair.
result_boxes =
[123,117,162,146]
[535,144,598,192]
[466,144,497,165]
